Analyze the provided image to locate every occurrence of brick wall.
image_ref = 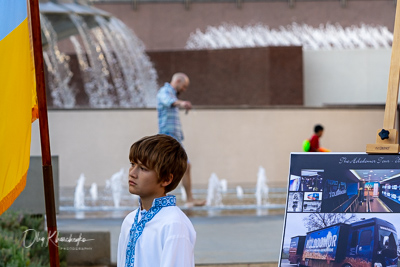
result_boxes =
[148,46,303,106]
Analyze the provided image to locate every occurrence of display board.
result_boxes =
[279,153,400,267]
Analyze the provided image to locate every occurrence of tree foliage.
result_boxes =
[303,213,358,232]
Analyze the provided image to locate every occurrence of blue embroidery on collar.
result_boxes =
[125,195,176,267]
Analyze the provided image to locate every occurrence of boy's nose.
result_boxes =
[129,166,138,177]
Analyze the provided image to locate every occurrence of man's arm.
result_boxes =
[172,100,192,112]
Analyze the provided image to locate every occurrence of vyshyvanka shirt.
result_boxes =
[117,196,196,267]
[157,83,184,142]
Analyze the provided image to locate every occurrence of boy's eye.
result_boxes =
[130,162,148,171]
[140,166,148,171]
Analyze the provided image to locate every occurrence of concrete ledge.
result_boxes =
[60,231,110,266]
[196,263,278,267]
[106,263,279,267]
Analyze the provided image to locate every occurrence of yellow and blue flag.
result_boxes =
[0,0,38,215]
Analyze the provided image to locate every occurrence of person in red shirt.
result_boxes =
[309,124,324,152]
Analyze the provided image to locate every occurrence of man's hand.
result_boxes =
[180,101,192,111]
[174,100,192,112]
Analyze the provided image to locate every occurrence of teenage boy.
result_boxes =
[117,134,196,267]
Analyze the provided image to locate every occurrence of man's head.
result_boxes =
[314,124,324,137]
[129,134,188,193]
[170,73,190,94]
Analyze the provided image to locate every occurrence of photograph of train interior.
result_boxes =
[323,169,400,213]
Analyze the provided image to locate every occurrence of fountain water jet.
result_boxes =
[220,179,228,195]
[180,186,187,203]
[60,167,287,218]
[89,182,98,203]
[73,173,86,219]
[255,166,269,206]
[105,168,125,208]
[236,186,244,200]
[69,13,115,108]
[206,173,224,207]
[74,173,86,209]
[186,22,393,51]
[39,0,158,108]
[41,14,75,108]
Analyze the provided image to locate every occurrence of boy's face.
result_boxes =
[128,161,166,200]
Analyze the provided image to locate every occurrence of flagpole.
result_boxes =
[28,0,60,266]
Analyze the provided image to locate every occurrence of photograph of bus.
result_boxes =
[280,213,399,267]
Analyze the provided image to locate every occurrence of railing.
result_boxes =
[331,194,358,213]
[344,195,360,213]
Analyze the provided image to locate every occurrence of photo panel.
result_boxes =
[300,170,324,192]
[280,212,400,267]
[280,153,400,267]
[289,175,301,191]
[285,154,400,214]
[303,201,321,212]
[303,192,322,201]
[287,192,304,212]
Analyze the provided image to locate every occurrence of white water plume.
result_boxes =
[89,182,98,203]
[255,166,269,206]
[41,10,158,109]
[236,186,244,200]
[206,173,224,207]
[186,23,393,51]
[74,173,86,209]
[69,13,115,108]
[107,17,158,107]
[105,168,125,208]
[41,14,75,108]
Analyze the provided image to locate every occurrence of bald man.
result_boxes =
[157,73,205,207]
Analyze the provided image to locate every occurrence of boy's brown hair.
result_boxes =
[129,134,188,193]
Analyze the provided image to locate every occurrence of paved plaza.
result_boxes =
[57,214,285,266]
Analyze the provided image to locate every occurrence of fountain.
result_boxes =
[185,22,393,51]
[105,168,125,208]
[38,0,158,108]
[180,186,187,203]
[73,173,86,219]
[236,186,244,200]
[220,179,228,195]
[40,13,75,108]
[41,1,287,217]
[60,166,286,218]
[255,166,269,206]
[89,182,98,203]
[206,173,224,207]
[74,173,86,209]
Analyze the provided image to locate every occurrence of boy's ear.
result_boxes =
[161,174,173,187]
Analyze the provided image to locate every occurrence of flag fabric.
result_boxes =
[0,0,38,215]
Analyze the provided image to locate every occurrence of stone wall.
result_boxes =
[30,107,390,188]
